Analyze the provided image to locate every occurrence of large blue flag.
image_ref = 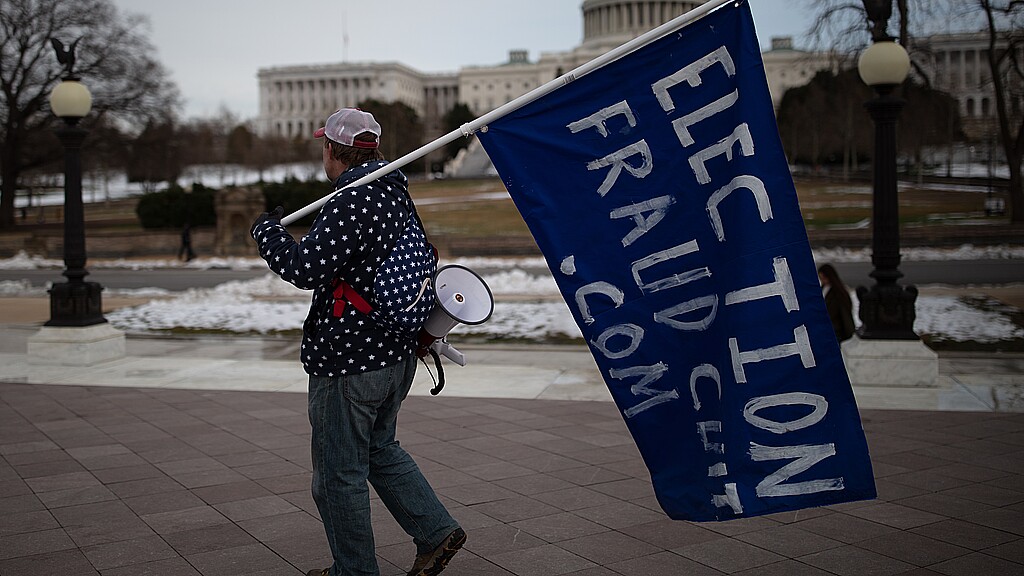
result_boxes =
[478,1,876,521]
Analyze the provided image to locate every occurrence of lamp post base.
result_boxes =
[45,280,105,327]
[856,282,920,340]
[841,335,938,388]
[27,323,125,366]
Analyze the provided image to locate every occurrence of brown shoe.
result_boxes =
[306,569,329,576]
[406,528,466,576]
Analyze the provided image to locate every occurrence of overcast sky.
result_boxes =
[108,0,814,120]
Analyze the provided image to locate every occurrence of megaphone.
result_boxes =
[416,265,493,393]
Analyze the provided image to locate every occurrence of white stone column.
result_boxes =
[960,50,967,90]
[974,48,982,88]
[943,50,950,89]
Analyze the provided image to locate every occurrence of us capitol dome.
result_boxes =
[580,1,708,52]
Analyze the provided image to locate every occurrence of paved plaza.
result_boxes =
[1,325,1022,576]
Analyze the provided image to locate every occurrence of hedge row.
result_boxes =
[136,178,327,229]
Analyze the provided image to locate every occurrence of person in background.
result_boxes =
[178,222,195,262]
[818,263,855,342]
[250,109,464,576]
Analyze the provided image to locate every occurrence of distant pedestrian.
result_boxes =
[178,222,195,262]
[818,263,855,342]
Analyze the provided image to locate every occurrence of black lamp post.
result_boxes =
[854,1,918,340]
[46,39,105,327]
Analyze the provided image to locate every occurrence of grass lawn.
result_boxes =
[410,178,533,237]
[408,175,1010,238]
[793,177,1004,228]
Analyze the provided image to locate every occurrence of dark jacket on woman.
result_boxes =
[824,286,855,342]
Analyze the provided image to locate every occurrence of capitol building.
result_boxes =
[255,0,1014,175]
[255,1,831,148]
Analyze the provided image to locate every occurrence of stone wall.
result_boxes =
[215,188,264,256]
[0,186,270,259]
[3,224,1023,260]
[13,227,220,259]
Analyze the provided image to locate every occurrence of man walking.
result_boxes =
[250,109,464,576]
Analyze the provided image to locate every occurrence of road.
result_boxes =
[829,260,1024,287]
[0,268,267,291]
[1,260,1022,291]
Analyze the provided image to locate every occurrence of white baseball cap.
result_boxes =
[313,108,381,149]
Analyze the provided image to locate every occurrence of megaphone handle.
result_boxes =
[431,340,466,366]
[427,348,446,395]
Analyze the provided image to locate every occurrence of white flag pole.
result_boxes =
[280,0,736,226]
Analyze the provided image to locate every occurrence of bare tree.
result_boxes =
[803,0,1024,212]
[976,0,1024,223]
[805,0,908,50]
[357,99,425,172]
[802,0,948,84]
[0,0,180,229]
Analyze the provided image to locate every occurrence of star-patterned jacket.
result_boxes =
[251,161,425,377]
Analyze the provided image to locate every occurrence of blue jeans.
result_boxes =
[308,355,460,576]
